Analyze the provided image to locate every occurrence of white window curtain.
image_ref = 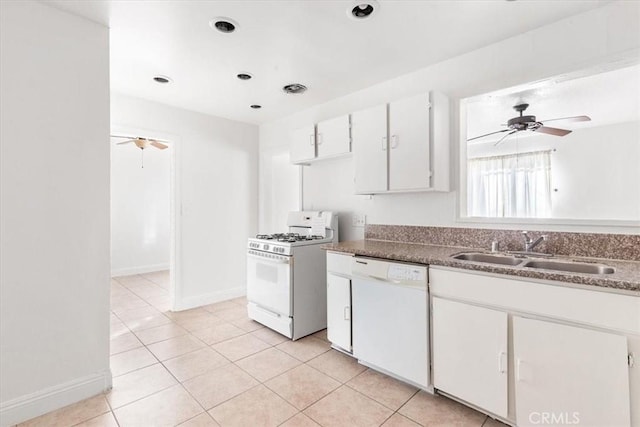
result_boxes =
[467,150,552,218]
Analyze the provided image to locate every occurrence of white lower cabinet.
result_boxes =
[513,316,631,427]
[432,297,508,418]
[326,273,351,352]
[430,267,636,426]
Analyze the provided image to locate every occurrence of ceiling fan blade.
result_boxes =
[534,126,572,137]
[467,129,511,142]
[116,140,135,145]
[494,130,517,146]
[111,135,137,139]
[150,141,169,150]
[540,115,591,123]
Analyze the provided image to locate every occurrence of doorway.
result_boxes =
[109,126,178,319]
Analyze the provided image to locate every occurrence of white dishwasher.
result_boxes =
[351,256,430,390]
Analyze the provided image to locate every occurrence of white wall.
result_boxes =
[0,1,111,425]
[111,141,171,276]
[111,94,259,310]
[259,1,640,240]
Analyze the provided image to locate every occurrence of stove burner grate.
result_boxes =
[255,232,327,242]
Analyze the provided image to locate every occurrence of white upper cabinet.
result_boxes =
[352,91,450,194]
[352,104,388,194]
[317,114,351,159]
[290,115,351,165]
[388,93,431,191]
[290,124,316,164]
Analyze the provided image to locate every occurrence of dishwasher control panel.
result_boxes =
[388,265,426,282]
[352,257,427,287]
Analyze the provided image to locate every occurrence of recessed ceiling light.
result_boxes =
[209,17,239,33]
[347,0,380,20]
[237,73,253,81]
[250,104,262,109]
[153,75,172,84]
[283,83,308,94]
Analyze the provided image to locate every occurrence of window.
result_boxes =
[467,150,552,218]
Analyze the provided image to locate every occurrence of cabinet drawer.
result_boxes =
[327,252,353,276]
[430,267,640,334]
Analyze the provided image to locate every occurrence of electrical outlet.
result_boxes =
[352,213,366,227]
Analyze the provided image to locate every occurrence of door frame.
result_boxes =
[110,124,182,311]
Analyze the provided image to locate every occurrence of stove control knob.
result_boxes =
[263,244,269,251]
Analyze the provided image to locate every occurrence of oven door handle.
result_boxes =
[247,253,290,264]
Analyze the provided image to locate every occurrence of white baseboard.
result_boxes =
[0,369,112,427]
[173,286,246,311]
[111,263,169,277]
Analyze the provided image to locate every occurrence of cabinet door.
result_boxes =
[290,124,315,164]
[432,297,508,418]
[327,273,351,352]
[352,104,387,194]
[513,316,630,427]
[388,93,430,191]
[317,115,350,158]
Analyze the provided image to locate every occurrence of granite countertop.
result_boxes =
[322,240,640,294]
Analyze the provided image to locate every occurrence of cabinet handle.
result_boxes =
[317,133,323,145]
[390,134,398,149]
[381,136,387,151]
[498,351,506,374]
[344,306,350,320]
[516,358,530,382]
[309,134,315,146]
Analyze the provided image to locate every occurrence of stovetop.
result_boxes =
[255,233,326,243]
[248,231,335,256]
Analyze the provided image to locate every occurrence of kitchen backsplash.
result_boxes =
[364,224,640,262]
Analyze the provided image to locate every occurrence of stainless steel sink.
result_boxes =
[522,260,615,275]
[452,253,523,266]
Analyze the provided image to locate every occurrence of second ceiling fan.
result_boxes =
[111,135,169,168]
[468,103,591,146]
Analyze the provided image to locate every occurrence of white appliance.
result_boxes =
[351,257,430,389]
[246,211,338,340]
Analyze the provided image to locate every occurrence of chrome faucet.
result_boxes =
[522,231,547,252]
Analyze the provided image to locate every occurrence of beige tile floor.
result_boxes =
[19,271,505,427]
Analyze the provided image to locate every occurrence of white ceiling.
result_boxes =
[47,0,610,125]
[466,63,640,142]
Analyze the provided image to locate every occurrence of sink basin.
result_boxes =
[453,253,523,266]
[522,260,615,275]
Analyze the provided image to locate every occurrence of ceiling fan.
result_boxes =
[468,103,591,146]
[111,135,169,168]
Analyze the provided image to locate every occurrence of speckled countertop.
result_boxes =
[322,240,640,294]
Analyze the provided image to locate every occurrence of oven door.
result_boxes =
[246,249,292,316]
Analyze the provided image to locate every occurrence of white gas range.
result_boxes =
[246,211,338,340]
